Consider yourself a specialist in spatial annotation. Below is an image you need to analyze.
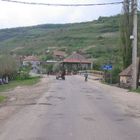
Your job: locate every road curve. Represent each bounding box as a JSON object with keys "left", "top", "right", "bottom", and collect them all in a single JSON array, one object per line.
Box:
[{"left": 0, "top": 75, "right": 140, "bottom": 140}]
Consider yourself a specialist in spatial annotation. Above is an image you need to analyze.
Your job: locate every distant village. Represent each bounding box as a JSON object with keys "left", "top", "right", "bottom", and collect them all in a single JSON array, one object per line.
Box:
[
  {"left": 0, "top": 50, "right": 92, "bottom": 84},
  {"left": 0, "top": 48, "right": 136, "bottom": 89},
  {"left": 22, "top": 50, "right": 92, "bottom": 74}
]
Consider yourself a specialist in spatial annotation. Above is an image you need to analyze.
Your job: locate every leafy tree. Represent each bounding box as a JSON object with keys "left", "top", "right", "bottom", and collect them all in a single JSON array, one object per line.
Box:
[
  {"left": 53, "top": 63, "right": 61, "bottom": 73},
  {"left": 0, "top": 55, "right": 18, "bottom": 80},
  {"left": 17, "top": 66, "right": 30, "bottom": 80},
  {"left": 120, "top": 0, "right": 133, "bottom": 68},
  {"left": 41, "top": 54, "right": 53, "bottom": 61},
  {"left": 111, "top": 66, "right": 121, "bottom": 84},
  {"left": 46, "top": 64, "right": 53, "bottom": 73}
]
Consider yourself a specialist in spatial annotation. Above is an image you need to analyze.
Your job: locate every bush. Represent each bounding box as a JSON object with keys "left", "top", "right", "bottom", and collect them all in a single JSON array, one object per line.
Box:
[
  {"left": 46, "top": 64, "right": 53, "bottom": 73},
  {"left": 111, "top": 66, "right": 121, "bottom": 84},
  {"left": 16, "top": 66, "right": 30, "bottom": 80},
  {"left": 53, "top": 63, "right": 61, "bottom": 73},
  {"left": 18, "top": 71, "right": 30, "bottom": 80},
  {"left": 97, "top": 36, "right": 104, "bottom": 40},
  {"left": 104, "top": 66, "right": 121, "bottom": 84}
]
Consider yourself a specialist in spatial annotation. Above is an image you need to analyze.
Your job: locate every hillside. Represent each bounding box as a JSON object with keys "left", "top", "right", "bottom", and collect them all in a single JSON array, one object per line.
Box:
[
  {"left": 0, "top": 14, "right": 139, "bottom": 67},
  {"left": 0, "top": 15, "right": 119, "bottom": 53}
]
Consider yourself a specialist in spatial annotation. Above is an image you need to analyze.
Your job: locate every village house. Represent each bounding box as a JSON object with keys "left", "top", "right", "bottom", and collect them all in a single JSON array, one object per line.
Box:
[
  {"left": 53, "top": 50, "right": 67, "bottom": 60},
  {"left": 62, "top": 52, "right": 91, "bottom": 73},
  {"left": 119, "top": 58, "right": 140, "bottom": 88},
  {"left": 23, "top": 55, "right": 41, "bottom": 73},
  {"left": 119, "top": 65, "right": 132, "bottom": 88}
]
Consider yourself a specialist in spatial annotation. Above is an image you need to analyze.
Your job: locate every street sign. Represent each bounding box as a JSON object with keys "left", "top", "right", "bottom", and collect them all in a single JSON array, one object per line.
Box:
[{"left": 102, "top": 65, "right": 112, "bottom": 70}]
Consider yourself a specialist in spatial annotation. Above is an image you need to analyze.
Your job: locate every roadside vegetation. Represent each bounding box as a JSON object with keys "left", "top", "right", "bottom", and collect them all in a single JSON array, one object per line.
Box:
[
  {"left": 0, "top": 10, "right": 139, "bottom": 87},
  {"left": 129, "top": 88, "right": 140, "bottom": 93},
  {"left": 0, "top": 76, "right": 40, "bottom": 92},
  {"left": 0, "top": 54, "right": 41, "bottom": 93},
  {"left": 0, "top": 96, "right": 6, "bottom": 103}
]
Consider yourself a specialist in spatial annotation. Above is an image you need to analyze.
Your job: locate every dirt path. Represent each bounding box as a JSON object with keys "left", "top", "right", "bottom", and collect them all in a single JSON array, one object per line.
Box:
[{"left": 0, "top": 75, "right": 50, "bottom": 122}]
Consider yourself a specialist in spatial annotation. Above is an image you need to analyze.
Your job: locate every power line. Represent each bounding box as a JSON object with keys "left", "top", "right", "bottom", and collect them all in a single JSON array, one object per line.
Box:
[{"left": 1, "top": 0, "right": 123, "bottom": 7}]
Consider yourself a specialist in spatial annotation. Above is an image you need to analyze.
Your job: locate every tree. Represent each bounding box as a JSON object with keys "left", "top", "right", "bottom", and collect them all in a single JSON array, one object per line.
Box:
[
  {"left": 53, "top": 62, "right": 61, "bottom": 73},
  {"left": 120, "top": 0, "right": 133, "bottom": 68},
  {"left": 0, "top": 55, "right": 18, "bottom": 80}
]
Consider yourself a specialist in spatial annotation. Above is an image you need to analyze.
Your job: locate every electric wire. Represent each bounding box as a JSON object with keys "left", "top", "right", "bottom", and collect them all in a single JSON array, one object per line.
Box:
[{"left": 1, "top": 0, "right": 123, "bottom": 7}]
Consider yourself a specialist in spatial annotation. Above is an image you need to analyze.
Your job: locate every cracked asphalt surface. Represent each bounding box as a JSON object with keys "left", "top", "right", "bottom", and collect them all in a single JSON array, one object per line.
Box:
[{"left": 0, "top": 75, "right": 140, "bottom": 140}]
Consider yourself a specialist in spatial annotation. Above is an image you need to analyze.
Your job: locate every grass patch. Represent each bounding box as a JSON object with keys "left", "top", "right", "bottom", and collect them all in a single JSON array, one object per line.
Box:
[
  {"left": 130, "top": 88, "right": 140, "bottom": 93},
  {"left": 0, "top": 96, "right": 6, "bottom": 102},
  {"left": 0, "top": 76, "right": 40, "bottom": 92}
]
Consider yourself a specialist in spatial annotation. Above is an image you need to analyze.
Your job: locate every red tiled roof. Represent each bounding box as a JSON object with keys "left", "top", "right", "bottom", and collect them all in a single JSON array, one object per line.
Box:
[
  {"left": 53, "top": 50, "right": 66, "bottom": 57},
  {"left": 63, "top": 52, "right": 91, "bottom": 63},
  {"left": 23, "top": 56, "right": 40, "bottom": 61},
  {"left": 119, "top": 65, "right": 132, "bottom": 76},
  {"left": 119, "top": 58, "right": 140, "bottom": 76}
]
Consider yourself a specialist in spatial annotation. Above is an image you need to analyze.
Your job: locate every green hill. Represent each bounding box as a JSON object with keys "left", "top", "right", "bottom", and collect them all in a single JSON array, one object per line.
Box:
[
  {"left": 0, "top": 15, "right": 119, "bottom": 54},
  {"left": 0, "top": 14, "right": 139, "bottom": 67}
]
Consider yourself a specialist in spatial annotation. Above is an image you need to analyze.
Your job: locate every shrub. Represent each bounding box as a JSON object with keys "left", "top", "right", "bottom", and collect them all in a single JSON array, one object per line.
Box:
[
  {"left": 16, "top": 66, "right": 30, "bottom": 80},
  {"left": 111, "top": 66, "right": 121, "bottom": 84},
  {"left": 104, "top": 66, "right": 121, "bottom": 84},
  {"left": 18, "top": 71, "right": 30, "bottom": 80}
]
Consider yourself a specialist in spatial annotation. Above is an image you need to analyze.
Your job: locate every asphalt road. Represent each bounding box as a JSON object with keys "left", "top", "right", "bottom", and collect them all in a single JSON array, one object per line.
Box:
[{"left": 0, "top": 75, "right": 140, "bottom": 140}]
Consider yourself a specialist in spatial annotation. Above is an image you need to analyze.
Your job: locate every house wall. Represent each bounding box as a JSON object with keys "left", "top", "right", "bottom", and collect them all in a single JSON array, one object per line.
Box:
[
  {"left": 23, "top": 61, "right": 40, "bottom": 66},
  {"left": 23, "top": 60, "right": 41, "bottom": 74},
  {"left": 63, "top": 63, "right": 91, "bottom": 72},
  {"left": 120, "top": 76, "right": 128, "bottom": 83},
  {"left": 120, "top": 76, "right": 132, "bottom": 88}
]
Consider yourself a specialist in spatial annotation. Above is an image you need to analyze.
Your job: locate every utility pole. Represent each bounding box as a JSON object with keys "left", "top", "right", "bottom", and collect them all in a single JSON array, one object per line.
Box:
[{"left": 131, "top": 0, "right": 138, "bottom": 89}]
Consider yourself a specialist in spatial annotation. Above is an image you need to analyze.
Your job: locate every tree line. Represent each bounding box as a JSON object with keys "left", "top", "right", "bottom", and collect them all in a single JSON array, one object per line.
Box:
[
  {"left": 120, "top": 0, "right": 140, "bottom": 69},
  {"left": 0, "top": 55, "right": 18, "bottom": 84}
]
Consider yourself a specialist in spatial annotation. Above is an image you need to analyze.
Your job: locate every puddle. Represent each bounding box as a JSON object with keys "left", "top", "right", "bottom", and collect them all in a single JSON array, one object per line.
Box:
[
  {"left": 46, "top": 96, "right": 65, "bottom": 101},
  {"left": 28, "top": 137, "right": 46, "bottom": 140},
  {"left": 9, "top": 103, "right": 37, "bottom": 106},
  {"left": 56, "top": 87, "right": 63, "bottom": 90},
  {"left": 10, "top": 102, "right": 54, "bottom": 106},
  {"left": 115, "top": 118, "right": 124, "bottom": 122},
  {"left": 38, "top": 103, "right": 53, "bottom": 106},
  {"left": 124, "top": 109, "right": 140, "bottom": 118},
  {"left": 85, "top": 91, "right": 93, "bottom": 93},
  {"left": 46, "top": 96, "right": 53, "bottom": 100},
  {"left": 54, "top": 113, "right": 64, "bottom": 118},
  {"left": 49, "top": 90, "right": 56, "bottom": 93},
  {"left": 83, "top": 117, "right": 95, "bottom": 121},
  {"left": 86, "top": 94, "right": 93, "bottom": 97},
  {"left": 124, "top": 113, "right": 140, "bottom": 118},
  {"left": 54, "top": 113, "right": 64, "bottom": 116},
  {"left": 96, "top": 97, "right": 103, "bottom": 100},
  {"left": 56, "top": 97, "right": 65, "bottom": 100}
]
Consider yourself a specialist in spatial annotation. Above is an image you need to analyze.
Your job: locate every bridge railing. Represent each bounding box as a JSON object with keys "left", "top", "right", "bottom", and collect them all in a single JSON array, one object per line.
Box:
[{"left": 78, "top": 70, "right": 104, "bottom": 80}]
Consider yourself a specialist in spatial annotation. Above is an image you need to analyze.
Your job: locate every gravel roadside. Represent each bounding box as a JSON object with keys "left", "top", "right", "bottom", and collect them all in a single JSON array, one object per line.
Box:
[{"left": 0, "top": 75, "right": 51, "bottom": 123}]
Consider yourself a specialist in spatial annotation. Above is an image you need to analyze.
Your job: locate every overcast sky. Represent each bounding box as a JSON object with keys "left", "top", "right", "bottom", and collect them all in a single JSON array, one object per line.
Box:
[{"left": 0, "top": 0, "right": 122, "bottom": 29}]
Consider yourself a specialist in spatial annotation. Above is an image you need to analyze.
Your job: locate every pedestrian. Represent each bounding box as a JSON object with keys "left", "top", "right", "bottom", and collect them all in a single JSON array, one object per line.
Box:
[
  {"left": 84, "top": 71, "right": 88, "bottom": 81},
  {"left": 47, "top": 71, "right": 50, "bottom": 76},
  {"left": 61, "top": 69, "right": 66, "bottom": 80}
]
